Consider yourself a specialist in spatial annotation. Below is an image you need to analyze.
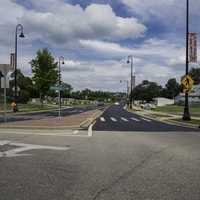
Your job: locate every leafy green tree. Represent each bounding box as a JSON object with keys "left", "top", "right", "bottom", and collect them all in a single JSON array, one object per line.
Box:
[
  {"left": 8, "top": 69, "right": 34, "bottom": 103},
  {"left": 132, "top": 80, "right": 162, "bottom": 102},
  {"left": 30, "top": 48, "right": 58, "bottom": 104},
  {"left": 62, "top": 82, "right": 73, "bottom": 98},
  {"left": 189, "top": 67, "right": 200, "bottom": 85},
  {"left": 162, "top": 78, "right": 180, "bottom": 99}
]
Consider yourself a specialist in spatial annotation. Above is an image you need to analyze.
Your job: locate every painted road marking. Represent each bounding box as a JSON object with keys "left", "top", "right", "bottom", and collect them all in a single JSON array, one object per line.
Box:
[
  {"left": 73, "top": 130, "right": 79, "bottom": 135},
  {"left": 131, "top": 117, "right": 140, "bottom": 122},
  {"left": 100, "top": 117, "right": 106, "bottom": 122},
  {"left": 141, "top": 118, "right": 152, "bottom": 122},
  {"left": 0, "top": 140, "right": 70, "bottom": 158},
  {"left": 110, "top": 117, "right": 117, "bottom": 122},
  {"left": 88, "top": 123, "right": 93, "bottom": 137},
  {"left": 121, "top": 117, "right": 128, "bottom": 122}
]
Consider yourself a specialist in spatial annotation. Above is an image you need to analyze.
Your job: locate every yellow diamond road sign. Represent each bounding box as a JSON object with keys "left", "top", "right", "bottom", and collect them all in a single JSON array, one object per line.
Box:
[{"left": 181, "top": 75, "right": 194, "bottom": 92}]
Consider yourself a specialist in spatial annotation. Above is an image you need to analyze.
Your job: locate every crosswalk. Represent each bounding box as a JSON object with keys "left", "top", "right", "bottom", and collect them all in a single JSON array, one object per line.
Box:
[
  {"left": 100, "top": 116, "right": 152, "bottom": 123},
  {"left": 110, "top": 117, "right": 117, "bottom": 122}
]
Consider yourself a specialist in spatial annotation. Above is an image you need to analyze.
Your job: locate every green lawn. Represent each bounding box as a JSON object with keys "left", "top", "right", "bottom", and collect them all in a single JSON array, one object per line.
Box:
[{"left": 153, "top": 105, "right": 200, "bottom": 114}]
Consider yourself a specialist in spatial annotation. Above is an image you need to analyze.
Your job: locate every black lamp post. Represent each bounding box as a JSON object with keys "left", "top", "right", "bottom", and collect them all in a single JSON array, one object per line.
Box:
[
  {"left": 14, "top": 24, "right": 25, "bottom": 107},
  {"left": 127, "top": 55, "right": 133, "bottom": 109},
  {"left": 183, "top": 0, "right": 191, "bottom": 120},
  {"left": 58, "top": 56, "right": 65, "bottom": 118}
]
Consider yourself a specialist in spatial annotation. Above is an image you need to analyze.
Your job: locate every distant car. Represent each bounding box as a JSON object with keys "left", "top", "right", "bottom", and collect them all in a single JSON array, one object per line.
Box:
[
  {"left": 143, "top": 103, "right": 156, "bottom": 110},
  {"left": 114, "top": 102, "right": 120, "bottom": 105},
  {"left": 97, "top": 102, "right": 104, "bottom": 106}
]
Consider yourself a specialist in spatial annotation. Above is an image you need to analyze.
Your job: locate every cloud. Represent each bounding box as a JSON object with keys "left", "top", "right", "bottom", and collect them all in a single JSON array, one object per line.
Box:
[
  {"left": 121, "top": 0, "right": 200, "bottom": 31},
  {"left": 79, "top": 40, "right": 133, "bottom": 56},
  {"left": 61, "top": 60, "right": 93, "bottom": 72},
  {"left": 17, "top": 2, "right": 146, "bottom": 45}
]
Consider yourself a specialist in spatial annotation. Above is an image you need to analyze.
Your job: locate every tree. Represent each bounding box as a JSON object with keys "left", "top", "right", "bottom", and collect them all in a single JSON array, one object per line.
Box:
[
  {"left": 30, "top": 48, "right": 58, "bottom": 104},
  {"left": 61, "top": 82, "right": 73, "bottom": 98},
  {"left": 132, "top": 80, "right": 162, "bottom": 102},
  {"left": 8, "top": 69, "right": 34, "bottom": 103},
  {"left": 162, "top": 78, "right": 180, "bottom": 99},
  {"left": 189, "top": 67, "right": 200, "bottom": 85}
]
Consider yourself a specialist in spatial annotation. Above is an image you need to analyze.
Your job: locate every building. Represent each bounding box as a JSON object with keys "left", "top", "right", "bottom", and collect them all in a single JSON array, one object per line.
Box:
[
  {"left": 175, "top": 85, "right": 200, "bottom": 104},
  {"left": 153, "top": 97, "right": 174, "bottom": 107}
]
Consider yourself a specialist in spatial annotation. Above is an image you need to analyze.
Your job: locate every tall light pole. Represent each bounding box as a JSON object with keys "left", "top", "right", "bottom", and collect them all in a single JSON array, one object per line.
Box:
[
  {"left": 14, "top": 24, "right": 25, "bottom": 109},
  {"left": 183, "top": 0, "right": 191, "bottom": 120},
  {"left": 58, "top": 56, "right": 65, "bottom": 118},
  {"left": 127, "top": 55, "right": 133, "bottom": 109}
]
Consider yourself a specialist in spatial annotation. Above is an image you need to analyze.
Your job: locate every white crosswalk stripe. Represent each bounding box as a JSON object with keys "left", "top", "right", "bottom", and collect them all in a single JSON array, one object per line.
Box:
[
  {"left": 141, "top": 118, "right": 151, "bottom": 122},
  {"left": 110, "top": 117, "right": 117, "bottom": 122},
  {"left": 100, "top": 117, "right": 106, "bottom": 122},
  {"left": 69, "top": 110, "right": 78, "bottom": 113},
  {"left": 131, "top": 117, "right": 140, "bottom": 122},
  {"left": 121, "top": 117, "right": 128, "bottom": 122}
]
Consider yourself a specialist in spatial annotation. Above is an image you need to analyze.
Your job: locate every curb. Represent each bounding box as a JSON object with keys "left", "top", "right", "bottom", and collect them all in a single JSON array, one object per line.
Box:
[
  {"left": 0, "top": 124, "right": 83, "bottom": 131},
  {"left": 165, "top": 119, "right": 199, "bottom": 129},
  {"left": 80, "top": 106, "right": 110, "bottom": 128},
  {"left": 127, "top": 109, "right": 199, "bottom": 130}
]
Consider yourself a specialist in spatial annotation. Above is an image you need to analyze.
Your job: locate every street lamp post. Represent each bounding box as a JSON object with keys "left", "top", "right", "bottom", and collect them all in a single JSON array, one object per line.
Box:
[
  {"left": 58, "top": 56, "right": 65, "bottom": 118},
  {"left": 127, "top": 55, "right": 133, "bottom": 109},
  {"left": 183, "top": 0, "right": 191, "bottom": 120},
  {"left": 14, "top": 24, "right": 25, "bottom": 109}
]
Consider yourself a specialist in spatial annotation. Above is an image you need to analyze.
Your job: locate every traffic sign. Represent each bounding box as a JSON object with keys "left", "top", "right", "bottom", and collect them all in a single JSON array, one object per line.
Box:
[
  {"left": 50, "top": 86, "right": 65, "bottom": 91},
  {"left": 181, "top": 75, "right": 194, "bottom": 92},
  {"left": 1, "top": 77, "right": 9, "bottom": 89}
]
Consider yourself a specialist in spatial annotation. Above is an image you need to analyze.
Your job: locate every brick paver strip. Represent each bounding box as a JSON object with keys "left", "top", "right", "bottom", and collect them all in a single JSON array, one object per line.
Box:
[{"left": 0, "top": 110, "right": 97, "bottom": 128}]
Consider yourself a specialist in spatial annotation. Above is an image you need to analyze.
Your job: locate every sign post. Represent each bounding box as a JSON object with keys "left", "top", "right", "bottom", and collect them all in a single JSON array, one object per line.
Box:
[{"left": 50, "top": 85, "right": 65, "bottom": 118}]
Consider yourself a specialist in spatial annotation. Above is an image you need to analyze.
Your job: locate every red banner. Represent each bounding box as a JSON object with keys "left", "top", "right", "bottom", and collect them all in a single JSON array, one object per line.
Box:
[{"left": 188, "top": 33, "right": 197, "bottom": 63}]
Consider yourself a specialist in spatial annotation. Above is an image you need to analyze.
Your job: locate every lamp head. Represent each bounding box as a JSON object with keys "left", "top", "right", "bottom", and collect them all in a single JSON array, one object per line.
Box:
[{"left": 19, "top": 32, "right": 25, "bottom": 38}]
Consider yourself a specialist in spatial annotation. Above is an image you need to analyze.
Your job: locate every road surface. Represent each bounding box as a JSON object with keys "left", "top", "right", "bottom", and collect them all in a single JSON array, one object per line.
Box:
[
  {"left": 0, "top": 130, "right": 200, "bottom": 200},
  {"left": 94, "top": 104, "right": 197, "bottom": 132}
]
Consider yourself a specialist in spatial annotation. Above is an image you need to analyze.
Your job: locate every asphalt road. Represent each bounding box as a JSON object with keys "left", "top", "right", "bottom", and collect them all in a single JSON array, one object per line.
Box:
[
  {"left": 0, "top": 105, "right": 100, "bottom": 123},
  {"left": 0, "top": 130, "right": 200, "bottom": 200},
  {"left": 94, "top": 104, "right": 197, "bottom": 132}
]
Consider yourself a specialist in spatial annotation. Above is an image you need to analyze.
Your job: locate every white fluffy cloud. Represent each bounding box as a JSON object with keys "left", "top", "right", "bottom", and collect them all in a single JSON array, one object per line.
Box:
[
  {"left": 121, "top": 0, "right": 200, "bottom": 30},
  {"left": 78, "top": 38, "right": 192, "bottom": 85},
  {"left": 1, "top": 1, "right": 146, "bottom": 45}
]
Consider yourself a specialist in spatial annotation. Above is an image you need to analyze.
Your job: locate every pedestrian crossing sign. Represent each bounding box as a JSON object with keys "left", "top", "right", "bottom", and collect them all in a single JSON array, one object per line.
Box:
[{"left": 181, "top": 75, "right": 194, "bottom": 93}]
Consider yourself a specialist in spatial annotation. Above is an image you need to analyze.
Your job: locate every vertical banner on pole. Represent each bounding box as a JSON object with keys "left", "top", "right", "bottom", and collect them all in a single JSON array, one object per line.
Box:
[
  {"left": 10, "top": 53, "right": 15, "bottom": 70},
  {"left": 188, "top": 33, "right": 197, "bottom": 63}
]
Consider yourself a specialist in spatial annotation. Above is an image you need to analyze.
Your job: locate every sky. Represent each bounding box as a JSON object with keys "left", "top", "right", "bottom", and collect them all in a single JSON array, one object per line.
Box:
[{"left": 0, "top": 0, "right": 200, "bottom": 92}]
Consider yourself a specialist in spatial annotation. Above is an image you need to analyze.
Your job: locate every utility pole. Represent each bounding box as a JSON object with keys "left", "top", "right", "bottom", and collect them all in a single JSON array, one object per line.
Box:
[{"left": 183, "top": 0, "right": 191, "bottom": 120}]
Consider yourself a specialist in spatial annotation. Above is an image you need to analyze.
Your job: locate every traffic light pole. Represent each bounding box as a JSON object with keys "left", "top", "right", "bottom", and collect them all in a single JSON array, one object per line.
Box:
[{"left": 183, "top": 0, "right": 191, "bottom": 121}]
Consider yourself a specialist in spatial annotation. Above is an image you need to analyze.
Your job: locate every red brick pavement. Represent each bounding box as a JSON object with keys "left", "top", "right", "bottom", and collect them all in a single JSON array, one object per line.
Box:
[{"left": 0, "top": 110, "right": 97, "bottom": 129}]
